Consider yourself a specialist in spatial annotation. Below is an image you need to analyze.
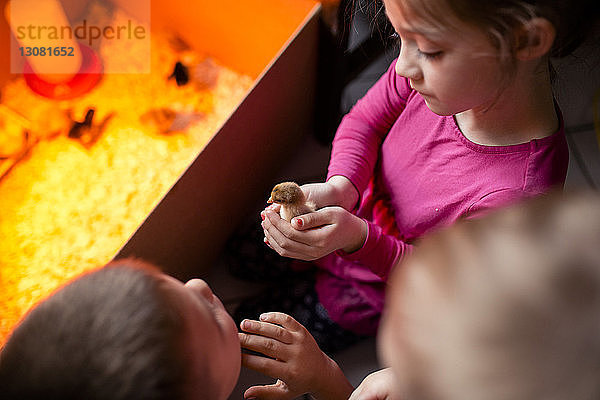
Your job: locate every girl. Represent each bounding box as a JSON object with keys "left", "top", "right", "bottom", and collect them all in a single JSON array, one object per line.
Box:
[{"left": 257, "top": 0, "right": 596, "bottom": 343}]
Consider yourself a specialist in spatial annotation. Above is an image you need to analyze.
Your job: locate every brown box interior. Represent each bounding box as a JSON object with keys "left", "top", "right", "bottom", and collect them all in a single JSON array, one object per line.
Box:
[{"left": 0, "top": 0, "right": 320, "bottom": 342}]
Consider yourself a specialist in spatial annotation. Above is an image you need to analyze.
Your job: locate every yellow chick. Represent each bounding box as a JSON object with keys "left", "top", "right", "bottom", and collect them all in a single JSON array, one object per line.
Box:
[{"left": 267, "top": 181, "right": 317, "bottom": 222}]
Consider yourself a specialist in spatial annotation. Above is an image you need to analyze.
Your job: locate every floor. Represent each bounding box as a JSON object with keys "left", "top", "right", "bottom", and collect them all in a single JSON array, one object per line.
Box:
[{"left": 212, "top": 16, "right": 600, "bottom": 400}]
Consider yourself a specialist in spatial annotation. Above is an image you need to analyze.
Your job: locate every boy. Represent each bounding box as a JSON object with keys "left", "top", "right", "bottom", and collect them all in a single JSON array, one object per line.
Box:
[{"left": 0, "top": 259, "right": 240, "bottom": 400}]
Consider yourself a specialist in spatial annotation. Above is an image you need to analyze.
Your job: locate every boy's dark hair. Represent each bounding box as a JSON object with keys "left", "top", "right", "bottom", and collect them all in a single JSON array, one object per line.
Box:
[{"left": 0, "top": 259, "right": 186, "bottom": 400}]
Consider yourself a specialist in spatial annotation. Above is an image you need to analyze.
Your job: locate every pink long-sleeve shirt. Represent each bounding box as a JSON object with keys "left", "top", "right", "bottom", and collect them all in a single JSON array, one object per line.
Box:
[{"left": 315, "top": 60, "right": 569, "bottom": 334}]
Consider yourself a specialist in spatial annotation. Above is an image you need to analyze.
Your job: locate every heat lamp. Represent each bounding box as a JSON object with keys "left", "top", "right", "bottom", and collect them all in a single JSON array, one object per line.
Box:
[{"left": 6, "top": 0, "right": 102, "bottom": 99}]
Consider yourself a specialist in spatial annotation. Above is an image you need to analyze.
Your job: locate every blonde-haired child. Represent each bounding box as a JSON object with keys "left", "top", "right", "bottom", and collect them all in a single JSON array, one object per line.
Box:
[{"left": 352, "top": 192, "right": 600, "bottom": 400}]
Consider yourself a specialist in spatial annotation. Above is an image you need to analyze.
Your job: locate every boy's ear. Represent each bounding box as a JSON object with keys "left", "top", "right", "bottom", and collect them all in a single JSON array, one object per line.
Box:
[{"left": 515, "top": 17, "right": 556, "bottom": 60}]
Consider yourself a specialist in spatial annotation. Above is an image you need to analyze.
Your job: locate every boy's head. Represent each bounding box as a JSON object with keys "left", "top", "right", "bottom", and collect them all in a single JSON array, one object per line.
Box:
[
  {"left": 380, "top": 192, "right": 600, "bottom": 400},
  {"left": 0, "top": 259, "right": 240, "bottom": 400}
]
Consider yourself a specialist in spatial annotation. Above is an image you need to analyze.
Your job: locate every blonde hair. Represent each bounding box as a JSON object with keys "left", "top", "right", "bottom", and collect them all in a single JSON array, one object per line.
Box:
[{"left": 387, "top": 192, "right": 600, "bottom": 400}]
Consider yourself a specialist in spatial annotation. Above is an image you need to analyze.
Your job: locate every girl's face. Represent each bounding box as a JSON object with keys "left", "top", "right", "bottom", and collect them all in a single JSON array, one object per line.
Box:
[
  {"left": 384, "top": 0, "right": 504, "bottom": 116},
  {"left": 159, "top": 276, "right": 241, "bottom": 400}
]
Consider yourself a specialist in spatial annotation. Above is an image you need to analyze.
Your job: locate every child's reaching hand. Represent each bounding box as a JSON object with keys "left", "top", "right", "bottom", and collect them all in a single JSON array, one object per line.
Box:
[{"left": 239, "top": 312, "right": 354, "bottom": 400}]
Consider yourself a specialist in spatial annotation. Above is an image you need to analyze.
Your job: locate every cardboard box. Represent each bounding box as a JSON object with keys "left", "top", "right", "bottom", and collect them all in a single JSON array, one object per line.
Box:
[
  {"left": 112, "top": 0, "right": 321, "bottom": 278},
  {"left": 0, "top": 0, "right": 319, "bottom": 290}
]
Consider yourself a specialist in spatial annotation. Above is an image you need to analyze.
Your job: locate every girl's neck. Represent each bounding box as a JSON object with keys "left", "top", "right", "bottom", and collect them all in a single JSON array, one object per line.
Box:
[{"left": 455, "top": 62, "right": 558, "bottom": 147}]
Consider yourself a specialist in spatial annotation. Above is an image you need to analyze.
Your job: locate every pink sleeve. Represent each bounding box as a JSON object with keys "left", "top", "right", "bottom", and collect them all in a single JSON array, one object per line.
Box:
[
  {"left": 336, "top": 220, "right": 413, "bottom": 281},
  {"left": 327, "top": 59, "right": 411, "bottom": 201}
]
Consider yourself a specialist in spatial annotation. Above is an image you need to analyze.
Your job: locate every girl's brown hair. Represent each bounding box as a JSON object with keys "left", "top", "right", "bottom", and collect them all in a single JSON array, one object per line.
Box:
[{"left": 393, "top": 0, "right": 597, "bottom": 59}]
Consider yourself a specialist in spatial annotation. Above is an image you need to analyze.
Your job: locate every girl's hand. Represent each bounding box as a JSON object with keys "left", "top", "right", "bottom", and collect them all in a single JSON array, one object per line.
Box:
[
  {"left": 239, "top": 312, "right": 353, "bottom": 400},
  {"left": 262, "top": 176, "right": 357, "bottom": 212},
  {"left": 301, "top": 175, "right": 359, "bottom": 211},
  {"left": 349, "top": 368, "right": 400, "bottom": 400},
  {"left": 261, "top": 206, "right": 367, "bottom": 261}
]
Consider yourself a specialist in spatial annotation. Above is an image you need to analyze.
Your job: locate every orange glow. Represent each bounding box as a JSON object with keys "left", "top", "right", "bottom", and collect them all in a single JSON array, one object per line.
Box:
[
  {"left": 141, "top": 0, "right": 319, "bottom": 79},
  {"left": 0, "top": 8, "right": 252, "bottom": 344}
]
